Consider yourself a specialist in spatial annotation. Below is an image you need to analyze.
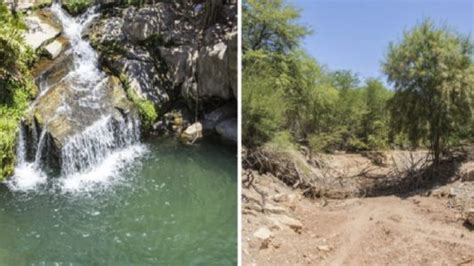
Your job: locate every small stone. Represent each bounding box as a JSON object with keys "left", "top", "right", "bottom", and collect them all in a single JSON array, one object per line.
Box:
[
  {"left": 264, "top": 203, "right": 287, "bottom": 215},
  {"left": 253, "top": 227, "right": 272, "bottom": 249},
  {"left": 180, "top": 122, "right": 202, "bottom": 143},
  {"left": 317, "top": 245, "right": 331, "bottom": 252},
  {"left": 466, "top": 209, "right": 474, "bottom": 225},
  {"left": 273, "top": 193, "right": 290, "bottom": 203},
  {"left": 268, "top": 214, "right": 303, "bottom": 233}
]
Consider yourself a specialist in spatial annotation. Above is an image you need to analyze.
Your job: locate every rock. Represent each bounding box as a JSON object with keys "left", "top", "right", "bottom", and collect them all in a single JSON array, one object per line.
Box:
[
  {"left": 197, "top": 41, "right": 233, "bottom": 100},
  {"left": 122, "top": 5, "right": 174, "bottom": 42},
  {"left": 104, "top": 50, "right": 169, "bottom": 105},
  {"left": 460, "top": 162, "right": 474, "bottom": 182},
  {"left": 253, "top": 227, "right": 273, "bottom": 249},
  {"left": 25, "top": 75, "right": 136, "bottom": 164},
  {"left": 44, "top": 39, "right": 64, "bottom": 59},
  {"left": 89, "top": 17, "right": 126, "bottom": 44},
  {"left": 264, "top": 203, "right": 288, "bottom": 215},
  {"left": 85, "top": 1, "right": 237, "bottom": 142},
  {"left": 158, "top": 45, "right": 197, "bottom": 89},
  {"left": 226, "top": 31, "right": 237, "bottom": 98},
  {"left": 202, "top": 103, "right": 237, "bottom": 131},
  {"left": 273, "top": 193, "right": 298, "bottom": 203},
  {"left": 215, "top": 118, "right": 237, "bottom": 143},
  {"left": 89, "top": 10, "right": 172, "bottom": 106},
  {"left": 467, "top": 209, "right": 474, "bottom": 226},
  {"left": 6, "top": 0, "right": 51, "bottom": 10},
  {"left": 32, "top": 51, "right": 74, "bottom": 86},
  {"left": 23, "top": 11, "right": 61, "bottom": 51},
  {"left": 180, "top": 122, "right": 203, "bottom": 144},
  {"left": 273, "top": 193, "right": 300, "bottom": 210},
  {"left": 268, "top": 214, "right": 303, "bottom": 233},
  {"left": 317, "top": 245, "right": 331, "bottom": 252}
]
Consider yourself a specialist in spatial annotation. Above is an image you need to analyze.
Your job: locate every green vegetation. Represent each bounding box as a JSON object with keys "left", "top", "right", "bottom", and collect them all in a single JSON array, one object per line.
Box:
[
  {"left": 119, "top": 74, "right": 158, "bottom": 132},
  {"left": 0, "top": 0, "right": 37, "bottom": 179},
  {"left": 383, "top": 20, "right": 473, "bottom": 163},
  {"left": 62, "top": 0, "right": 92, "bottom": 15},
  {"left": 243, "top": 0, "right": 473, "bottom": 161}
]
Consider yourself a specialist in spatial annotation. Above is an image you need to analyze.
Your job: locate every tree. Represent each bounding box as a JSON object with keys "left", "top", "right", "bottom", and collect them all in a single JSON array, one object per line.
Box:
[
  {"left": 383, "top": 19, "right": 473, "bottom": 163},
  {"left": 361, "top": 79, "right": 392, "bottom": 149},
  {"left": 243, "top": 0, "right": 310, "bottom": 52},
  {"left": 242, "top": 50, "right": 287, "bottom": 146}
]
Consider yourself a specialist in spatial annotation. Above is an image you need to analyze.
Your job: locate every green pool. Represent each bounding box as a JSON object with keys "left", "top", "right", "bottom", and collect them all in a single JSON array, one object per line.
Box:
[{"left": 0, "top": 138, "right": 237, "bottom": 265}]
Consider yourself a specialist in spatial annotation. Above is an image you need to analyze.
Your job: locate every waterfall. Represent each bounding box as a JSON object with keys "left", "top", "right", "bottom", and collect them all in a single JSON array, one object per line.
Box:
[{"left": 7, "top": 4, "right": 146, "bottom": 193}]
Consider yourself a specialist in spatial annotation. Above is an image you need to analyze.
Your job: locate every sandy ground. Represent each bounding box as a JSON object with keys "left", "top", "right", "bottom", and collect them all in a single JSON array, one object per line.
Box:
[{"left": 242, "top": 173, "right": 474, "bottom": 266}]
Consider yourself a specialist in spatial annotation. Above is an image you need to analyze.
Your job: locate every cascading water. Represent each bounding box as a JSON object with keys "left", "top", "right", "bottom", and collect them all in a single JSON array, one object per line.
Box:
[{"left": 7, "top": 3, "right": 146, "bottom": 193}]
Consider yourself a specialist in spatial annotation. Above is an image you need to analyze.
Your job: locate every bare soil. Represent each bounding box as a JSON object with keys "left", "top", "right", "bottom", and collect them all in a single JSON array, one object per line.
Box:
[{"left": 242, "top": 148, "right": 474, "bottom": 266}]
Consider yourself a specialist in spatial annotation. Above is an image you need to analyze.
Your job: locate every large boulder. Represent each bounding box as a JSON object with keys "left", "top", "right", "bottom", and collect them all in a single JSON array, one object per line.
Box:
[
  {"left": 103, "top": 46, "right": 170, "bottom": 105},
  {"left": 32, "top": 51, "right": 74, "bottom": 88},
  {"left": 25, "top": 75, "right": 136, "bottom": 163},
  {"left": 157, "top": 45, "right": 198, "bottom": 98},
  {"left": 197, "top": 27, "right": 237, "bottom": 101},
  {"left": 23, "top": 10, "right": 61, "bottom": 50},
  {"left": 202, "top": 103, "right": 236, "bottom": 130},
  {"left": 5, "top": 0, "right": 51, "bottom": 11},
  {"left": 89, "top": 16, "right": 126, "bottom": 44},
  {"left": 201, "top": 103, "right": 237, "bottom": 143},
  {"left": 227, "top": 31, "right": 237, "bottom": 98},
  {"left": 122, "top": 5, "right": 174, "bottom": 42},
  {"left": 215, "top": 118, "right": 237, "bottom": 143},
  {"left": 197, "top": 42, "right": 230, "bottom": 100}
]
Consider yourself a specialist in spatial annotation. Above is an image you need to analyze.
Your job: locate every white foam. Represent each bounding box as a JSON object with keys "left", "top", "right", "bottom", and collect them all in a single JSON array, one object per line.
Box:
[
  {"left": 6, "top": 163, "right": 47, "bottom": 192},
  {"left": 57, "top": 144, "right": 146, "bottom": 193},
  {"left": 9, "top": 4, "right": 144, "bottom": 194}
]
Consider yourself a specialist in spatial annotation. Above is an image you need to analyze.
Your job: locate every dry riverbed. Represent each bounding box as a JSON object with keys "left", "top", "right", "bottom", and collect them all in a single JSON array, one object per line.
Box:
[{"left": 242, "top": 152, "right": 474, "bottom": 265}]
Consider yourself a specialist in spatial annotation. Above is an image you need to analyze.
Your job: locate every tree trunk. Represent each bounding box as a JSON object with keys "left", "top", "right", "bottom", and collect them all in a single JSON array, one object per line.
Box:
[
  {"left": 433, "top": 134, "right": 440, "bottom": 165},
  {"left": 202, "top": 0, "right": 223, "bottom": 28}
]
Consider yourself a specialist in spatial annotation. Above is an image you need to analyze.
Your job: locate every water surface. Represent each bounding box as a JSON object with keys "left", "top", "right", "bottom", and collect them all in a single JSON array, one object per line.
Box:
[{"left": 0, "top": 138, "right": 237, "bottom": 265}]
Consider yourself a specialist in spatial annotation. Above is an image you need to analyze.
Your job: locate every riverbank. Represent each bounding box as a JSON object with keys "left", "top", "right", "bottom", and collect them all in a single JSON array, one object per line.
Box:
[
  {"left": 242, "top": 145, "right": 474, "bottom": 265},
  {"left": 243, "top": 174, "right": 474, "bottom": 265}
]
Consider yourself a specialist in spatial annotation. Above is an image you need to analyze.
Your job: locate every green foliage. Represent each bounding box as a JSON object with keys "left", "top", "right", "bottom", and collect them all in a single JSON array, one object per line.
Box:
[
  {"left": 242, "top": 0, "right": 395, "bottom": 153},
  {"left": 243, "top": 0, "right": 311, "bottom": 52},
  {"left": 242, "top": 50, "right": 286, "bottom": 146},
  {"left": 242, "top": 1, "right": 472, "bottom": 159},
  {"left": 0, "top": 0, "right": 37, "bottom": 180},
  {"left": 383, "top": 19, "right": 474, "bottom": 162},
  {"left": 361, "top": 79, "right": 393, "bottom": 150},
  {"left": 62, "top": 0, "right": 92, "bottom": 15},
  {"left": 119, "top": 74, "right": 158, "bottom": 132}
]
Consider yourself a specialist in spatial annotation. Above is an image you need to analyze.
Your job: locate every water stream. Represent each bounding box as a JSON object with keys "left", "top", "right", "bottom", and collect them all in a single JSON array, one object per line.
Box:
[
  {"left": 0, "top": 4, "right": 237, "bottom": 264},
  {"left": 8, "top": 4, "right": 145, "bottom": 192}
]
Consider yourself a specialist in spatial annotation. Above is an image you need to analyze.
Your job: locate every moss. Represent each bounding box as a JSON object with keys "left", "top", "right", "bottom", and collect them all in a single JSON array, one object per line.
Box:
[
  {"left": 0, "top": 80, "right": 36, "bottom": 181},
  {"left": 0, "top": 0, "right": 38, "bottom": 180},
  {"left": 62, "top": 0, "right": 92, "bottom": 15},
  {"left": 118, "top": 74, "right": 158, "bottom": 132}
]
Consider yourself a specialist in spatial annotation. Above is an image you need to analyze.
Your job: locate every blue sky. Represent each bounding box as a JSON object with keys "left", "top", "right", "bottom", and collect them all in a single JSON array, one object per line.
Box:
[{"left": 293, "top": 0, "right": 474, "bottom": 86}]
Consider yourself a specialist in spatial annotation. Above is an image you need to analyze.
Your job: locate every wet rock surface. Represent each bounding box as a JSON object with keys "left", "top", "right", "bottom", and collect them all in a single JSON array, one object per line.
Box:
[{"left": 26, "top": 75, "right": 136, "bottom": 153}]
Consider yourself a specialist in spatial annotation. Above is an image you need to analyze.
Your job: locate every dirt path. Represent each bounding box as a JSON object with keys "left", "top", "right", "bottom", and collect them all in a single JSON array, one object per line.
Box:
[{"left": 242, "top": 175, "right": 474, "bottom": 265}]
